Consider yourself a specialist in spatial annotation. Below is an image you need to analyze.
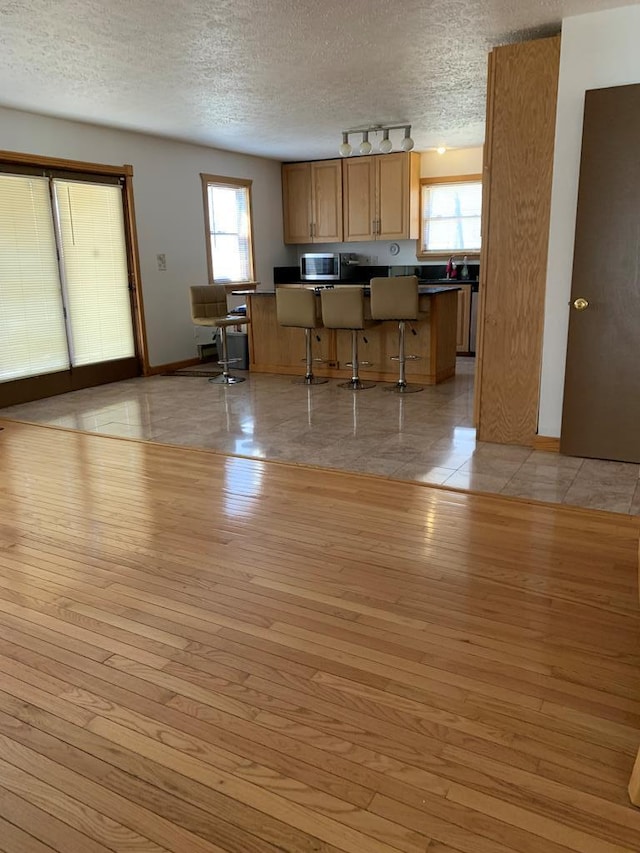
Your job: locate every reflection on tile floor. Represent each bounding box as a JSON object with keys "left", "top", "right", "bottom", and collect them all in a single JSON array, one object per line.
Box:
[{"left": 1, "top": 358, "right": 639, "bottom": 516}]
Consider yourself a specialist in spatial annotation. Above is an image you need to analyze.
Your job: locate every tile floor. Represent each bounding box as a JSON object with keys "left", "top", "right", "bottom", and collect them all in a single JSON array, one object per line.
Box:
[{"left": 1, "top": 358, "right": 639, "bottom": 516}]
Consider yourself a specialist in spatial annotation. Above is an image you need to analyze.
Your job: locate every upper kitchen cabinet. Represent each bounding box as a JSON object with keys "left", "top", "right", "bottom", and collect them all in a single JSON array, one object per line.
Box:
[
  {"left": 343, "top": 151, "right": 420, "bottom": 242},
  {"left": 282, "top": 160, "right": 343, "bottom": 244}
]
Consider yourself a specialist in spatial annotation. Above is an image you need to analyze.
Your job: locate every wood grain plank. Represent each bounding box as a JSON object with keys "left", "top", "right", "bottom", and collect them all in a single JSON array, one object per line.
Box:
[
  {"left": 0, "top": 693, "right": 342, "bottom": 853},
  {"left": 0, "top": 785, "right": 112, "bottom": 853},
  {"left": 0, "top": 814, "right": 58, "bottom": 853},
  {"left": 87, "top": 716, "right": 429, "bottom": 853}
]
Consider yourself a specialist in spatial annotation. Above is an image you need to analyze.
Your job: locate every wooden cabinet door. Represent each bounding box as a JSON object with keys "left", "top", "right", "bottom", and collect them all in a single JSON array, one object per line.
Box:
[
  {"left": 311, "top": 160, "right": 343, "bottom": 243},
  {"left": 343, "top": 157, "right": 376, "bottom": 242},
  {"left": 456, "top": 285, "right": 471, "bottom": 353},
  {"left": 282, "top": 163, "right": 311, "bottom": 244},
  {"left": 376, "top": 153, "right": 408, "bottom": 240}
]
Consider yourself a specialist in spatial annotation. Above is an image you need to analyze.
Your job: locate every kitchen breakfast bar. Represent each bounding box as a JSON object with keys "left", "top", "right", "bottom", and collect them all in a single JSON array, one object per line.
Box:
[{"left": 244, "top": 284, "right": 459, "bottom": 385}]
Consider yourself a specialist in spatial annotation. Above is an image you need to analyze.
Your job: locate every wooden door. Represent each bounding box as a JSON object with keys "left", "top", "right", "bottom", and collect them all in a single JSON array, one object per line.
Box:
[
  {"left": 560, "top": 84, "right": 640, "bottom": 462},
  {"left": 282, "top": 163, "right": 311, "bottom": 244},
  {"left": 311, "top": 160, "right": 343, "bottom": 243},
  {"left": 342, "top": 157, "right": 375, "bottom": 242}
]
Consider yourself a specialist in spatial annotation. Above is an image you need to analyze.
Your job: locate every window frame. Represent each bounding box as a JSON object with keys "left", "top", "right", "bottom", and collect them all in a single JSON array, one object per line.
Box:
[
  {"left": 200, "top": 173, "right": 256, "bottom": 285},
  {"left": 417, "top": 173, "right": 482, "bottom": 260}
]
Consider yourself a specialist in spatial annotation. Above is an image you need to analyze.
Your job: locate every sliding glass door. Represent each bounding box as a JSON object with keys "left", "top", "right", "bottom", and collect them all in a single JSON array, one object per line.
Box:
[
  {"left": 53, "top": 179, "right": 135, "bottom": 368},
  {"left": 0, "top": 170, "right": 139, "bottom": 405},
  {"left": 0, "top": 174, "right": 69, "bottom": 381}
]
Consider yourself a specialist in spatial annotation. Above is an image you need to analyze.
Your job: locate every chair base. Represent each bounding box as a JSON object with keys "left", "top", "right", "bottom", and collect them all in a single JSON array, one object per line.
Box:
[
  {"left": 208, "top": 374, "right": 245, "bottom": 385},
  {"left": 292, "top": 376, "right": 329, "bottom": 385},
  {"left": 338, "top": 379, "right": 376, "bottom": 391},
  {"left": 384, "top": 381, "right": 424, "bottom": 394}
]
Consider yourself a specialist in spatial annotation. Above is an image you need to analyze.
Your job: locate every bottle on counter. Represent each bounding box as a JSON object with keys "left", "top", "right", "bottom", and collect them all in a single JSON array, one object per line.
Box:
[
  {"left": 461, "top": 256, "right": 469, "bottom": 279},
  {"left": 446, "top": 256, "right": 457, "bottom": 279}
]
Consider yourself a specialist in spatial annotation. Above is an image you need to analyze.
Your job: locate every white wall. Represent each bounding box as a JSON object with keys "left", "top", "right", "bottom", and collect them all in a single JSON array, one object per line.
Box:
[
  {"left": 539, "top": 5, "right": 640, "bottom": 436},
  {"left": 0, "top": 107, "right": 291, "bottom": 367},
  {"left": 420, "top": 147, "right": 483, "bottom": 180},
  {"left": 301, "top": 146, "right": 483, "bottom": 267}
]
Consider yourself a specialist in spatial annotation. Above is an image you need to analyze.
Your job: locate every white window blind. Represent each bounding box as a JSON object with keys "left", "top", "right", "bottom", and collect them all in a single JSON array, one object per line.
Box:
[
  {"left": 0, "top": 174, "right": 69, "bottom": 382},
  {"left": 206, "top": 182, "right": 253, "bottom": 282},
  {"left": 54, "top": 180, "right": 134, "bottom": 367},
  {"left": 421, "top": 180, "right": 482, "bottom": 253}
]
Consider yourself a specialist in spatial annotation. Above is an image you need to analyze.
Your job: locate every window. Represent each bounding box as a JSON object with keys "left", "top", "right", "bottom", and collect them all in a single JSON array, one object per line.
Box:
[
  {"left": 419, "top": 175, "right": 482, "bottom": 256},
  {"left": 201, "top": 174, "right": 255, "bottom": 283}
]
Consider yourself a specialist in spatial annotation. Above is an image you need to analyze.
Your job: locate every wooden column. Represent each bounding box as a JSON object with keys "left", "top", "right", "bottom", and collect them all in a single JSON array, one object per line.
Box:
[{"left": 475, "top": 36, "right": 560, "bottom": 445}]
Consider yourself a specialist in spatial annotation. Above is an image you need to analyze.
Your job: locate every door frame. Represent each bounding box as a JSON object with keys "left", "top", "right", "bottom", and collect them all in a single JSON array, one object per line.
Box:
[{"left": 0, "top": 149, "right": 149, "bottom": 406}]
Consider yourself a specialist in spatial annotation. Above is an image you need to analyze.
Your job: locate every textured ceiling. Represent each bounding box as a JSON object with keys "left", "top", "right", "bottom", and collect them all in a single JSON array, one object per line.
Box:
[{"left": 0, "top": 0, "right": 635, "bottom": 161}]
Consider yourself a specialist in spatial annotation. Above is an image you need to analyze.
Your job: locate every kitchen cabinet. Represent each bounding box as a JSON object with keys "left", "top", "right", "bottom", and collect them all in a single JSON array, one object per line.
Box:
[
  {"left": 342, "top": 151, "right": 420, "bottom": 242},
  {"left": 456, "top": 284, "right": 472, "bottom": 353},
  {"left": 282, "top": 160, "right": 343, "bottom": 244}
]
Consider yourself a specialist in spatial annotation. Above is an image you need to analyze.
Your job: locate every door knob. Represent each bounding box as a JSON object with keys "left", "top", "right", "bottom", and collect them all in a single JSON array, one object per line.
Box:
[{"left": 573, "top": 297, "right": 589, "bottom": 311}]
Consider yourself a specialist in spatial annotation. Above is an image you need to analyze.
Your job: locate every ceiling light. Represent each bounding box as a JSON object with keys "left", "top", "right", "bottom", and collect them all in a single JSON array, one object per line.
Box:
[
  {"left": 436, "top": 146, "right": 447, "bottom": 155},
  {"left": 339, "top": 132, "right": 352, "bottom": 157},
  {"left": 400, "top": 126, "right": 415, "bottom": 151},
  {"left": 359, "top": 131, "right": 372, "bottom": 155},
  {"left": 339, "top": 124, "right": 414, "bottom": 156},
  {"left": 379, "top": 129, "right": 393, "bottom": 154}
]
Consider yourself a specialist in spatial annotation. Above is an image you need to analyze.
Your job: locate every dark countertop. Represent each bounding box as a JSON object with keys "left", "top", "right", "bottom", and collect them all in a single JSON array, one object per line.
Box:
[
  {"left": 243, "top": 284, "right": 460, "bottom": 296},
  {"left": 420, "top": 278, "right": 475, "bottom": 285}
]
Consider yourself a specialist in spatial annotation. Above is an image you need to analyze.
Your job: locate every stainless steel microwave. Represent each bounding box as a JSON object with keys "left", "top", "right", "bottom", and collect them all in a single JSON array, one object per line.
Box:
[{"left": 300, "top": 253, "right": 340, "bottom": 281}]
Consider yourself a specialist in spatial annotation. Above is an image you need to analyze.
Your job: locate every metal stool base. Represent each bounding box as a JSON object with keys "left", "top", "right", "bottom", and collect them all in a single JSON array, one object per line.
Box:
[
  {"left": 208, "top": 374, "right": 245, "bottom": 385},
  {"left": 384, "top": 381, "right": 424, "bottom": 394},
  {"left": 293, "top": 376, "right": 328, "bottom": 385},
  {"left": 338, "top": 379, "right": 376, "bottom": 391}
]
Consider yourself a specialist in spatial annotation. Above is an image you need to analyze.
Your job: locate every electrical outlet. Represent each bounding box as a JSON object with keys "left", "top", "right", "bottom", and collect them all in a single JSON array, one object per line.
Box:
[
  {"left": 156, "top": 253, "right": 167, "bottom": 271},
  {"left": 371, "top": 255, "right": 378, "bottom": 265},
  {"left": 361, "top": 255, "right": 370, "bottom": 264}
]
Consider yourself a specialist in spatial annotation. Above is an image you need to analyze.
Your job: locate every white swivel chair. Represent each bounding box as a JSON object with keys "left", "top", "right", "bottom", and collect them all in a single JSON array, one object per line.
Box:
[
  {"left": 370, "top": 275, "right": 423, "bottom": 393},
  {"left": 320, "top": 287, "right": 375, "bottom": 391},
  {"left": 189, "top": 285, "right": 249, "bottom": 385},
  {"left": 276, "top": 287, "right": 328, "bottom": 385}
]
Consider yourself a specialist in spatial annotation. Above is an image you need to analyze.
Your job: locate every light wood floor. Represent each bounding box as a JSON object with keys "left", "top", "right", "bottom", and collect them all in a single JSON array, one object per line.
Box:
[{"left": 0, "top": 419, "right": 639, "bottom": 853}]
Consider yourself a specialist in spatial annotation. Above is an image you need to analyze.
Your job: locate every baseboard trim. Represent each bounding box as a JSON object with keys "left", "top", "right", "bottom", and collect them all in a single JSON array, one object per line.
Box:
[
  {"left": 146, "top": 358, "right": 201, "bottom": 376},
  {"left": 532, "top": 435, "right": 561, "bottom": 452}
]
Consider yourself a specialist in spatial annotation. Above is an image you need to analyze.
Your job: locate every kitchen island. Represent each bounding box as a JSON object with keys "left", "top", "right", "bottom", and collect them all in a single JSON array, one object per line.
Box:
[{"left": 245, "top": 284, "right": 459, "bottom": 385}]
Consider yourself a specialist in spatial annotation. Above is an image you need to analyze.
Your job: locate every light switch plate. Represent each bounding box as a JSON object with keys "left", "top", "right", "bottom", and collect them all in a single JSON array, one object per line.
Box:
[{"left": 156, "top": 253, "right": 167, "bottom": 271}]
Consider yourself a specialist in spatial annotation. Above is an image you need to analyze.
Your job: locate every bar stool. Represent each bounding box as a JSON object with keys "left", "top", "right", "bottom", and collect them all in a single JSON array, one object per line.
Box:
[
  {"left": 275, "top": 287, "right": 328, "bottom": 385},
  {"left": 320, "top": 287, "right": 375, "bottom": 391},
  {"left": 370, "top": 275, "right": 423, "bottom": 393},
  {"left": 189, "top": 285, "right": 250, "bottom": 385}
]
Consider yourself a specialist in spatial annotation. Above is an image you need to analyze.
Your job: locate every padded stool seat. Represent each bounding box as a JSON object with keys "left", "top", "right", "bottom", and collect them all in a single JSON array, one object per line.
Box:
[
  {"left": 370, "top": 275, "right": 423, "bottom": 393},
  {"left": 190, "top": 285, "right": 249, "bottom": 385},
  {"left": 320, "top": 287, "right": 375, "bottom": 391},
  {"left": 276, "top": 287, "right": 327, "bottom": 385}
]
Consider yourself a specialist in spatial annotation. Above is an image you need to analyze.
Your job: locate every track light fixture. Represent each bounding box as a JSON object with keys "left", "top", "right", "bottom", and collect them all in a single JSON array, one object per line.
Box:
[{"left": 338, "top": 124, "right": 414, "bottom": 157}]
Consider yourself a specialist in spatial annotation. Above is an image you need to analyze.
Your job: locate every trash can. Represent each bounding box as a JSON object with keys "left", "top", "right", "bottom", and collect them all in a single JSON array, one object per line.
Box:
[{"left": 226, "top": 330, "right": 249, "bottom": 370}]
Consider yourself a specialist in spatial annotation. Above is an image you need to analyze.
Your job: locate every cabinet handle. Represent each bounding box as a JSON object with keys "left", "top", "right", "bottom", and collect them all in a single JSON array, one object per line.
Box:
[
  {"left": 310, "top": 223, "right": 314, "bottom": 238},
  {"left": 372, "top": 220, "right": 377, "bottom": 235}
]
